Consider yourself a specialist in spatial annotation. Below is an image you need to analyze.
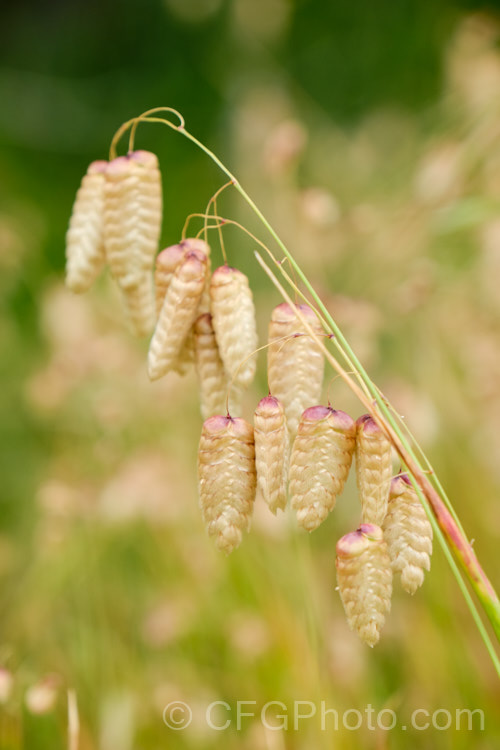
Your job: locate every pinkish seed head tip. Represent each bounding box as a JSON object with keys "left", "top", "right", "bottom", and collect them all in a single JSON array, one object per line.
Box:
[
  {"left": 129, "top": 149, "right": 158, "bottom": 167},
  {"left": 358, "top": 523, "right": 383, "bottom": 541},
  {"left": 336, "top": 529, "right": 371, "bottom": 557},
  {"left": 301, "top": 405, "right": 331, "bottom": 421},
  {"left": 88, "top": 160, "right": 108, "bottom": 174},
  {"left": 256, "top": 395, "right": 283, "bottom": 414}
]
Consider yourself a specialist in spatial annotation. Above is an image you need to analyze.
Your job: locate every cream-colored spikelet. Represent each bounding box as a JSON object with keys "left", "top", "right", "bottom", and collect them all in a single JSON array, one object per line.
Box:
[
  {"left": 103, "top": 155, "right": 139, "bottom": 286},
  {"left": 210, "top": 266, "right": 258, "bottom": 388},
  {"left": 65, "top": 160, "right": 107, "bottom": 293},
  {"left": 198, "top": 415, "right": 256, "bottom": 554},
  {"left": 190, "top": 238, "right": 212, "bottom": 315},
  {"left": 254, "top": 396, "right": 289, "bottom": 514},
  {"left": 155, "top": 238, "right": 211, "bottom": 316},
  {"left": 355, "top": 414, "right": 393, "bottom": 526},
  {"left": 154, "top": 243, "right": 185, "bottom": 316},
  {"left": 267, "top": 303, "right": 324, "bottom": 438},
  {"left": 103, "top": 152, "right": 161, "bottom": 337},
  {"left": 154, "top": 239, "right": 211, "bottom": 375},
  {"left": 148, "top": 251, "right": 207, "bottom": 380},
  {"left": 382, "top": 475, "right": 433, "bottom": 594},
  {"left": 336, "top": 524, "right": 393, "bottom": 647},
  {"left": 289, "top": 405, "right": 355, "bottom": 531},
  {"left": 128, "top": 150, "right": 163, "bottom": 273},
  {"left": 193, "top": 313, "right": 242, "bottom": 419},
  {"left": 120, "top": 274, "right": 156, "bottom": 338},
  {"left": 104, "top": 152, "right": 161, "bottom": 289}
]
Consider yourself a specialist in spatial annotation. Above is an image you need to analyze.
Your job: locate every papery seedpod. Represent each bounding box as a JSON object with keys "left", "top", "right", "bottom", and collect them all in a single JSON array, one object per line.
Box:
[
  {"left": 104, "top": 154, "right": 158, "bottom": 289},
  {"left": 336, "top": 524, "right": 392, "bottom": 647},
  {"left": 267, "top": 303, "right": 324, "bottom": 438},
  {"left": 289, "top": 405, "right": 355, "bottom": 531},
  {"left": 198, "top": 415, "right": 256, "bottom": 554},
  {"left": 155, "top": 238, "right": 211, "bottom": 317},
  {"left": 122, "top": 273, "right": 156, "bottom": 338},
  {"left": 254, "top": 396, "right": 288, "bottom": 514},
  {"left": 193, "top": 313, "right": 242, "bottom": 419},
  {"left": 173, "top": 329, "right": 196, "bottom": 377},
  {"left": 383, "top": 475, "right": 433, "bottom": 594},
  {"left": 65, "top": 160, "right": 107, "bottom": 293},
  {"left": 355, "top": 414, "right": 393, "bottom": 526},
  {"left": 188, "top": 238, "right": 212, "bottom": 315},
  {"left": 210, "top": 266, "right": 258, "bottom": 388},
  {"left": 158, "top": 239, "right": 211, "bottom": 376},
  {"left": 154, "top": 243, "right": 185, "bottom": 316},
  {"left": 148, "top": 251, "right": 207, "bottom": 380},
  {"left": 128, "top": 149, "right": 163, "bottom": 273},
  {"left": 174, "top": 241, "right": 211, "bottom": 375}
]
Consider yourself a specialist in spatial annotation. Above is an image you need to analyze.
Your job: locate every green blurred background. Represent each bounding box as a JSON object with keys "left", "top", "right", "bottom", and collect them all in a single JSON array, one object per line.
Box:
[{"left": 1, "top": 0, "right": 500, "bottom": 747}]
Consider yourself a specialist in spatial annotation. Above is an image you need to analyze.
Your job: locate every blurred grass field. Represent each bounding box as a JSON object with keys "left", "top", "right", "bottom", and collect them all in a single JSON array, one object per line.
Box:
[{"left": 1, "top": 2, "right": 500, "bottom": 748}]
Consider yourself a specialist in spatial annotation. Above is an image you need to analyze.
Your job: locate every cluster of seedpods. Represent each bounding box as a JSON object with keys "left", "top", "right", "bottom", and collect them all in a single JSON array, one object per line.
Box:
[{"left": 65, "top": 150, "right": 432, "bottom": 646}]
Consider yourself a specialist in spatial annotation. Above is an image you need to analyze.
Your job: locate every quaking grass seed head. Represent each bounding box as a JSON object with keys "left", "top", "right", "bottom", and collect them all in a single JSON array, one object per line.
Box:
[
  {"left": 193, "top": 312, "right": 243, "bottom": 418},
  {"left": 154, "top": 243, "right": 186, "bottom": 315},
  {"left": 148, "top": 250, "right": 208, "bottom": 380},
  {"left": 154, "top": 237, "right": 211, "bottom": 315},
  {"left": 355, "top": 414, "right": 393, "bottom": 526},
  {"left": 198, "top": 415, "right": 256, "bottom": 554},
  {"left": 210, "top": 265, "right": 258, "bottom": 388},
  {"left": 336, "top": 523, "right": 392, "bottom": 647},
  {"left": 383, "top": 474, "right": 433, "bottom": 594},
  {"left": 102, "top": 151, "right": 162, "bottom": 336},
  {"left": 65, "top": 160, "right": 108, "bottom": 294},
  {"left": 289, "top": 405, "right": 356, "bottom": 531},
  {"left": 104, "top": 151, "right": 162, "bottom": 287},
  {"left": 267, "top": 302, "right": 324, "bottom": 438},
  {"left": 254, "top": 395, "right": 289, "bottom": 514}
]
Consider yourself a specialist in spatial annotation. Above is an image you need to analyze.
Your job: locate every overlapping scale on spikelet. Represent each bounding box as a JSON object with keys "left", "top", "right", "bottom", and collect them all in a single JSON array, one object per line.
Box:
[
  {"left": 210, "top": 266, "right": 258, "bottom": 388},
  {"left": 155, "top": 238, "right": 211, "bottom": 316},
  {"left": 267, "top": 303, "right": 324, "bottom": 438},
  {"left": 154, "top": 244, "right": 186, "bottom": 316},
  {"left": 289, "top": 405, "right": 355, "bottom": 531},
  {"left": 355, "top": 414, "right": 393, "bottom": 526},
  {"left": 383, "top": 475, "right": 433, "bottom": 594},
  {"left": 194, "top": 313, "right": 243, "bottom": 419},
  {"left": 129, "top": 150, "right": 162, "bottom": 272},
  {"left": 148, "top": 251, "right": 207, "bottom": 380},
  {"left": 65, "top": 160, "right": 107, "bottom": 293},
  {"left": 336, "top": 524, "right": 393, "bottom": 647},
  {"left": 103, "top": 151, "right": 162, "bottom": 336},
  {"left": 198, "top": 415, "right": 256, "bottom": 554},
  {"left": 154, "top": 238, "right": 211, "bottom": 375},
  {"left": 254, "top": 396, "right": 288, "bottom": 514}
]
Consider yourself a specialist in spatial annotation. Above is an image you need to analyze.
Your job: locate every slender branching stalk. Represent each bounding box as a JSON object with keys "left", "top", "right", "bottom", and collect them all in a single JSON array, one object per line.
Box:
[{"left": 109, "top": 107, "right": 500, "bottom": 676}]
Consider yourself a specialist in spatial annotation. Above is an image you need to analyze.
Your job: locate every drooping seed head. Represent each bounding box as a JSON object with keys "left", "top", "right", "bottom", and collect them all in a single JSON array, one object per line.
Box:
[
  {"left": 65, "top": 160, "right": 107, "bottom": 293},
  {"left": 155, "top": 238, "right": 211, "bottom": 320},
  {"left": 155, "top": 244, "right": 186, "bottom": 315},
  {"left": 289, "top": 405, "right": 356, "bottom": 531},
  {"left": 267, "top": 303, "right": 324, "bottom": 438},
  {"left": 193, "top": 313, "right": 242, "bottom": 418},
  {"left": 121, "top": 273, "right": 156, "bottom": 338},
  {"left": 383, "top": 474, "right": 433, "bottom": 594},
  {"left": 355, "top": 414, "right": 393, "bottom": 526},
  {"left": 210, "top": 266, "right": 258, "bottom": 388},
  {"left": 148, "top": 251, "right": 208, "bottom": 380},
  {"left": 102, "top": 151, "right": 162, "bottom": 335},
  {"left": 198, "top": 415, "right": 256, "bottom": 553},
  {"left": 254, "top": 395, "right": 289, "bottom": 514},
  {"left": 103, "top": 149, "right": 161, "bottom": 315},
  {"left": 336, "top": 524, "right": 392, "bottom": 647}
]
